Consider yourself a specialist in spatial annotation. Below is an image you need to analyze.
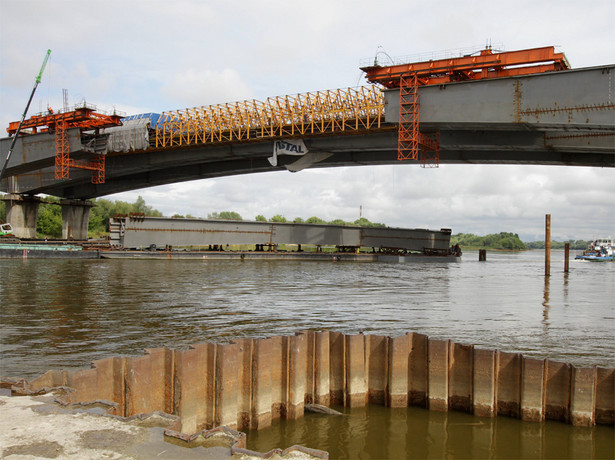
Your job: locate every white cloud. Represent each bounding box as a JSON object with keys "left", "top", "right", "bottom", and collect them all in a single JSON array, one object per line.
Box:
[
  {"left": 108, "top": 164, "right": 615, "bottom": 241},
  {"left": 160, "top": 68, "right": 253, "bottom": 108}
]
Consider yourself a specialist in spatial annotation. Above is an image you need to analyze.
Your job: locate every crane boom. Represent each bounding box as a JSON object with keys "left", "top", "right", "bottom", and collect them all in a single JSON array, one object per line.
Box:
[{"left": 0, "top": 49, "right": 51, "bottom": 183}]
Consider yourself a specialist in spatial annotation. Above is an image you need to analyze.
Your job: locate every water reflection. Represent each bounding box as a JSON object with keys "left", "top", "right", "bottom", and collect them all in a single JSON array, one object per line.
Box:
[
  {"left": 246, "top": 405, "right": 615, "bottom": 459},
  {"left": 542, "top": 275, "right": 550, "bottom": 330},
  {"left": 1, "top": 252, "right": 613, "bottom": 380}
]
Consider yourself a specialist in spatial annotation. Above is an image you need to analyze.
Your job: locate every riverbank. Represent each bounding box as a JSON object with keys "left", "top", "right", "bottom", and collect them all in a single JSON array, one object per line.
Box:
[
  {"left": 0, "top": 393, "right": 327, "bottom": 459},
  {"left": 0, "top": 393, "right": 229, "bottom": 459}
]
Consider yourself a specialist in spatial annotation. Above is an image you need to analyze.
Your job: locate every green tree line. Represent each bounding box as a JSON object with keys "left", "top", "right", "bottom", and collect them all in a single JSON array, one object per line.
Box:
[
  {"left": 253, "top": 214, "right": 385, "bottom": 227},
  {"left": 450, "top": 233, "right": 591, "bottom": 251},
  {"left": 525, "top": 240, "right": 590, "bottom": 250},
  {"left": 165, "top": 210, "right": 386, "bottom": 227},
  {"left": 451, "top": 232, "right": 527, "bottom": 250}
]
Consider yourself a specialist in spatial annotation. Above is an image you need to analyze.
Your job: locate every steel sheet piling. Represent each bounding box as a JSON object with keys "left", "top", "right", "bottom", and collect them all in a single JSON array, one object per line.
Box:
[
  {"left": 8, "top": 330, "right": 615, "bottom": 434},
  {"left": 287, "top": 333, "right": 308, "bottom": 419},
  {"left": 387, "top": 335, "right": 409, "bottom": 408},
  {"left": 345, "top": 334, "right": 367, "bottom": 407},
  {"left": 427, "top": 339, "right": 450, "bottom": 412},
  {"left": 409, "top": 333, "right": 429, "bottom": 407},
  {"left": 329, "top": 331, "right": 345, "bottom": 405},
  {"left": 250, "top": 338, "right": 273, "bottom": 430},
  {"left": 497, "top": 352, "right": 522, "bottom": 418},
  {"left": 448, "top": 342, "right": 474, "bottom": 413},
  {"left": 366, "top": 335, "right": 388, "bottom": 405},
  {"left": 595, "top": 368, "right": 615, "bottom": 425},
  {"left": 521, "top": 358, "right": 546, "bottom": 422},
  {"left": 545, "top": 360, "right": 572, "bottom": 423},
  {"left": 570, "top": 367, "right": 597, "bottom": 427},
  {"left": 473, "top": 349, "right": 497, "bottom": 417}
]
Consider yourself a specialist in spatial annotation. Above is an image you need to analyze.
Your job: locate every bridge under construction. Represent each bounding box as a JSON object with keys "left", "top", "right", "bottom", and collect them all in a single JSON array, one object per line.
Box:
[{"left": 1, "top": 46, "right": 614, "bottom": 239}]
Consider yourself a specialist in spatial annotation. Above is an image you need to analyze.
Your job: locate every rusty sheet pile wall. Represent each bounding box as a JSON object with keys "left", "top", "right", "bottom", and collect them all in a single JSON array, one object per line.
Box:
[{"left": 20, "top": 331, "right": 614, "bottom": 434}]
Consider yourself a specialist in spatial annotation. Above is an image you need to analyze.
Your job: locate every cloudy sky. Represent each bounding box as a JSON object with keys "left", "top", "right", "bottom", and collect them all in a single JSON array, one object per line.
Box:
[{"left": 1, "top": 0, "right": 614, "bottom": 241}]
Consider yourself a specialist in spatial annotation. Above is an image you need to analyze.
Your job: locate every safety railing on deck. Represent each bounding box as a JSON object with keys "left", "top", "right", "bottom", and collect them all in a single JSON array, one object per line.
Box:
[{"left": 154, "top": 86, "right": 385, "bottom": 148}]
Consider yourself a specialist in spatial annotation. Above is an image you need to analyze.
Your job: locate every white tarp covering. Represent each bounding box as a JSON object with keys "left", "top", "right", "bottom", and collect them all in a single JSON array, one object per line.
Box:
[
  {"left": 286, "top": 151, "right": 333, "bottom": 172},
  {"left": 268, "top": 139, "right": 308, "bottom": 166},
  {"left": 104, "top": 118, "right": 151, "bottom": 153}
]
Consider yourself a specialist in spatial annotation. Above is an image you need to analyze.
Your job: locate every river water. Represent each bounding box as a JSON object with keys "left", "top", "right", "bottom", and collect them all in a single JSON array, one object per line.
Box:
[{"left": 1, "top": 250, "right": 613, "bottom": 457}]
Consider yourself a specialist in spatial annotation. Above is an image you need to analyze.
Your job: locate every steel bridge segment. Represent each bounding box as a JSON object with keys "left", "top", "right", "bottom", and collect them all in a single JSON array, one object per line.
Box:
[
  {"left": 110, "top": 215, "right": 452, "bottom": 252},
  {"left": 1, "top": 65, "right": 613, "bottom": 199}
]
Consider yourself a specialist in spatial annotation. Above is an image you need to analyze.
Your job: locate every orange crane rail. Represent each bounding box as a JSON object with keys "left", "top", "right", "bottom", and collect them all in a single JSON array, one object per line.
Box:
[
  {"left": 6, "top": 105, "right": 122, "bottom": 135},
  {"left": 361, "top": 46, "right": 570, "bottom": 88}
]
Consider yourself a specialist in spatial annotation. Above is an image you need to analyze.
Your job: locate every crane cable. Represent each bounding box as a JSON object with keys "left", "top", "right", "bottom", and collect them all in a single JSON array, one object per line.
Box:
[{"left": 0, "top": 49, "right": 52, "bottom": 183}]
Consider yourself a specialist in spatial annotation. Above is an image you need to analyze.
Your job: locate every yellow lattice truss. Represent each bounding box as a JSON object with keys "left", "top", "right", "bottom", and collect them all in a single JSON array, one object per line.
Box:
[{"left": 154, "top": 86, "right": 385, "bottom": 148}]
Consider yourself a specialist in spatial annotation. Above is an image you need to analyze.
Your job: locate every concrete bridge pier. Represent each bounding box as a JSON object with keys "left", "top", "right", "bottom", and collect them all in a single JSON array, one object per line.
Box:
[
  {"left": 2, "top": 194, "right": 41, "bottom": 239},
  {"left": 60, "top": 199, "right": 93, "bottom": 240}
]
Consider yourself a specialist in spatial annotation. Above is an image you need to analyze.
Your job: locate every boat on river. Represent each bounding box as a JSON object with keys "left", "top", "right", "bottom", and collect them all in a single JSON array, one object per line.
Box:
[
  {"left": 575, "top": 238, "right": 614, "bottom": 261},
  {"left": 0, "top": 221, "right": 13, "bottom": 237}
]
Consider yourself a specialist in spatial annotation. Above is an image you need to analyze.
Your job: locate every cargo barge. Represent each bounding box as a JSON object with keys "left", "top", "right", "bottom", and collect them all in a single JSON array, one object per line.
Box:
[{"left": 1, "top": 216, "right": 461, "bottom": 261}]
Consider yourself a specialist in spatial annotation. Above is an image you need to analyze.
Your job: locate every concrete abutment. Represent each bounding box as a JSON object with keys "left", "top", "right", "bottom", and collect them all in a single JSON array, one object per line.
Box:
[
  {"left": 60, "top": 199, "right": 93, "bottom": 240},
  {"left": 2, "top": 194, "right": 93, "bottom": 240},
  {"left": 7, "top": 330, "right": 613, "bottom": 437},
  {"left": 3, "top": 194, "right": 41, "bottom": 238}
]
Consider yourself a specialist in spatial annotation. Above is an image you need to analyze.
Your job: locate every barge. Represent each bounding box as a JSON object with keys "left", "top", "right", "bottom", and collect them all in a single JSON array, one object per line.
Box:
[
  {"left": 1, "top": 215, "right": 461, "bottom": 261},
  {"left": 105, "top": 215, "right": 460, "bottom": 262}
]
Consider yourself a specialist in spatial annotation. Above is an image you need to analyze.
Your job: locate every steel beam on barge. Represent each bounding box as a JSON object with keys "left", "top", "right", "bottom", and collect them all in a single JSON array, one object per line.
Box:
[{"left": 110, "top": 216, "right": 452, "bottom": 252}]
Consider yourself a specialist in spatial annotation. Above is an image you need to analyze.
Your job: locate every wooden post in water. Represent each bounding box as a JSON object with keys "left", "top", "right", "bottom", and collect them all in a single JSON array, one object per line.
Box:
[
  {"left": 545, "top": 214, "right": 551, "bottom": 276},
  {"left": 479, "top": 249, "right": 487, "bottom": 262},
  {"left": 564, "top": 243, "right": 570, "bottom": 273}
]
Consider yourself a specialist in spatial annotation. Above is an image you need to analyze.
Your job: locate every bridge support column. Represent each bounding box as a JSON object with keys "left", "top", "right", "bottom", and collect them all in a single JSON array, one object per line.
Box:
[
  {"left": 60, "top": 199, "right": 94, "bottom": 240},
  {"left": 2, "top": 194, "right": 41, "bottom": 239}
]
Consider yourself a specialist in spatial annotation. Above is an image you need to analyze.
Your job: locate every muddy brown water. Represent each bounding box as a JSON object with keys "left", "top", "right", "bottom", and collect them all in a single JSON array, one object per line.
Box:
[{"left": 1, "top": 250, "right": 613, "bottom": 458}]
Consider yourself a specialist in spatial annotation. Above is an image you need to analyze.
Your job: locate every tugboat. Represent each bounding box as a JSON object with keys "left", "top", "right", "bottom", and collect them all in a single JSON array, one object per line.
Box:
[{"left": 575, "top": 238, "right": 615, "bottom": 261}]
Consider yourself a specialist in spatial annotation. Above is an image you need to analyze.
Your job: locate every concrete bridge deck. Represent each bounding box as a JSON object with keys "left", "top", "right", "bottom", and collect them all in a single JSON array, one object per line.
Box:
[{"left": 1, "top": 65, "right": 614, "bottom": 200}]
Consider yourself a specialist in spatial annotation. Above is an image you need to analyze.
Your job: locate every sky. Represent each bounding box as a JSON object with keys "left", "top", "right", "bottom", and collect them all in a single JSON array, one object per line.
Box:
[{"left": 1, "top": 0, "right": 614, "bottom": 241}]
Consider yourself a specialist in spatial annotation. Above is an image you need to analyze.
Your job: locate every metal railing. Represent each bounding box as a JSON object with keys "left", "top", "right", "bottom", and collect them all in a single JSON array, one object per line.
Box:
[{"left": 154, "top": 86, "right": 386, "bottom": 149}]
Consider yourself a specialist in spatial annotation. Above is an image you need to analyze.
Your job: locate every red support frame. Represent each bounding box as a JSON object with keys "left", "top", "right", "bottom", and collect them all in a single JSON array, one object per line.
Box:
[
  {"left": 397, "top": 74, "right": 440, "bottom": 166},
  {"left": 54, "top": 119, "right": 70, "bottom": 180},
  {"left": 13, "top": 106, "right": 120, "bottom": 184},
  {"left": 398, "top": 74, "right": 420, "bottom": 161}
]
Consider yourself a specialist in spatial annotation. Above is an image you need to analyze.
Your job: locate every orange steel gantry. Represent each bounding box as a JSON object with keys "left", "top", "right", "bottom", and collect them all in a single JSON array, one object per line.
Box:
[
  {"left": 361, "top": 46, "right": 571, "bottom": 166},
  {"left": 155, "top": 86, "right": 386, "bottom": 148},
  {"left": 7, "top": 104, "right": 122, "bottom": 183}
]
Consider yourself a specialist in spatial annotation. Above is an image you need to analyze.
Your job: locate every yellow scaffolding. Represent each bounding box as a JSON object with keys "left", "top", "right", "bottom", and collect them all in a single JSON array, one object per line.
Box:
[{"left": 154, "top": 86, "right": 385, "bottom": 149}]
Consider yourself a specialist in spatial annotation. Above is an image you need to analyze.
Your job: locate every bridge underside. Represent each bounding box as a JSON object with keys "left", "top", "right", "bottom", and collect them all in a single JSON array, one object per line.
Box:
[
  {"left": 2, "top": 128, "right": 612, "bottom": 199},
  {"left": 1, "top": 65, "right": 613, "bottom": 199}
]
